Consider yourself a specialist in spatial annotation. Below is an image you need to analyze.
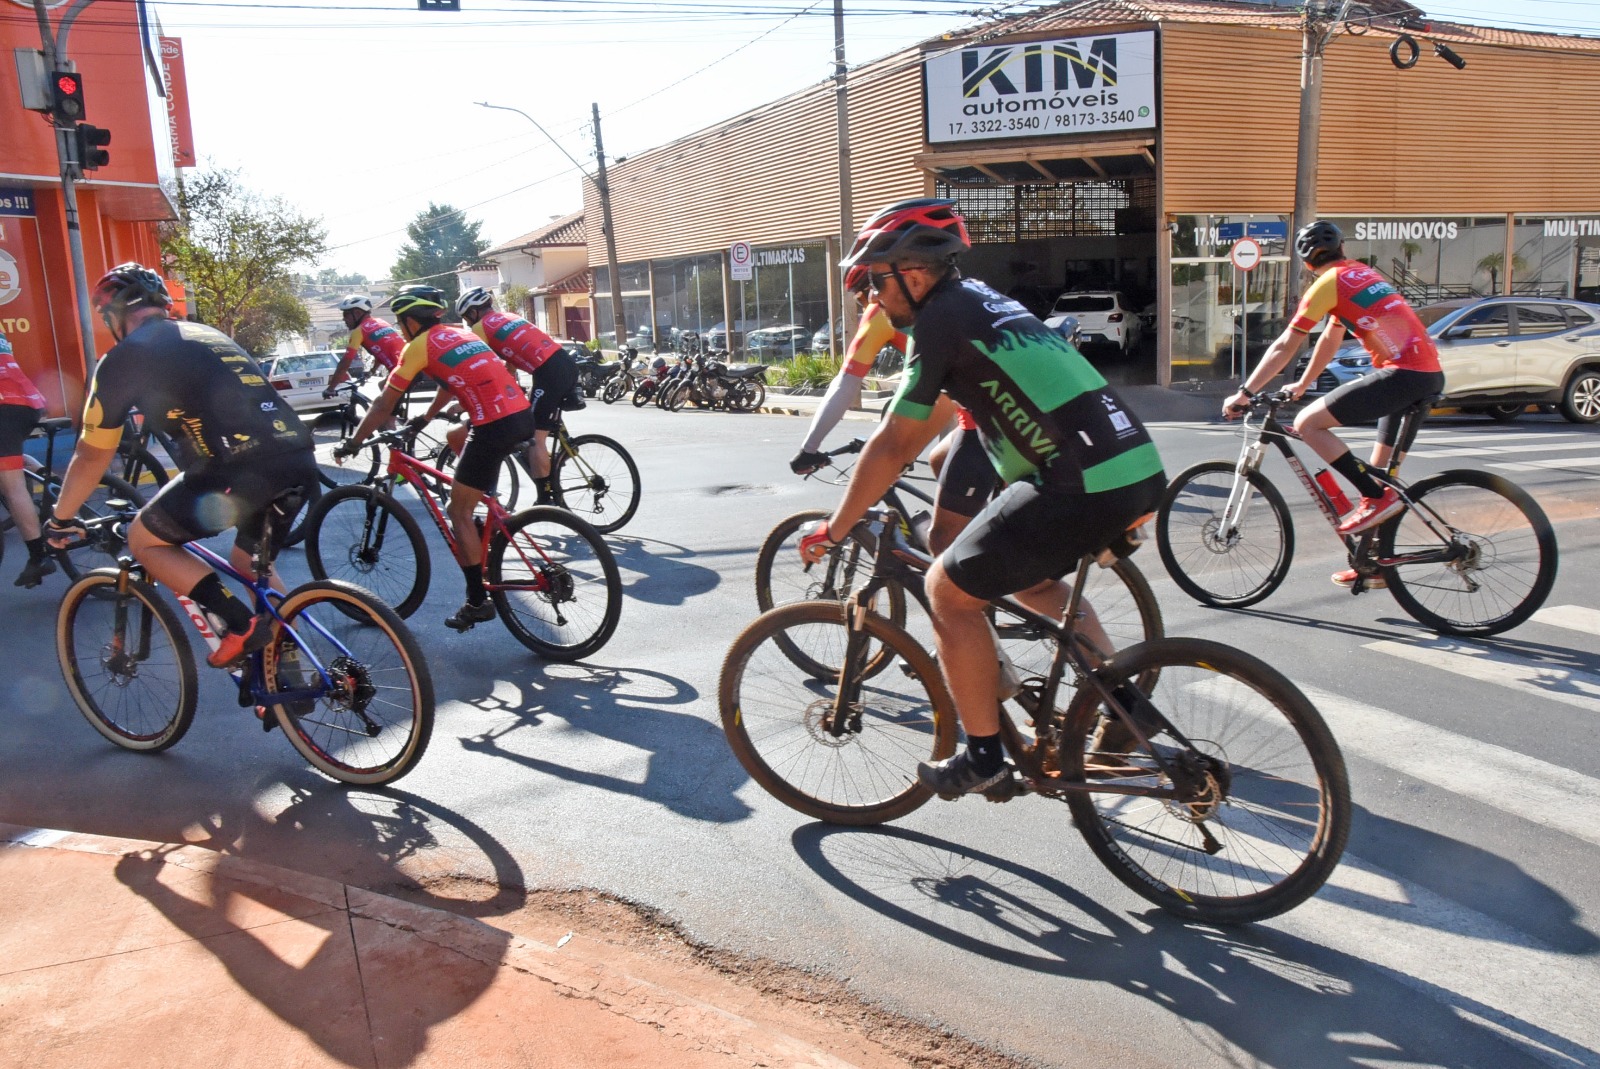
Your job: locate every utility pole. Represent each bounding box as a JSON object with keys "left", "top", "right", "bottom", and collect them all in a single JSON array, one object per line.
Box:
[
  {"left": 592, "top": 103, "right": 627, "bottom": 349},
  {"left": 31, "top": 0, "right": 98, "bottom": 375},
  {"left": 832, "top": 0, "right": 856, "bottom": 354}
]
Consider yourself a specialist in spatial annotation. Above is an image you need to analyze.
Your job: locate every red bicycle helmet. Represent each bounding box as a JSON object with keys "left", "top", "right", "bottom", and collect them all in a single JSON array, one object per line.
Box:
[
  {"left": 840, "top": 198, "right": 971, "bottom": 269},
  {"left": 844, "top": 264, "right": 871, "bottom": 294}
]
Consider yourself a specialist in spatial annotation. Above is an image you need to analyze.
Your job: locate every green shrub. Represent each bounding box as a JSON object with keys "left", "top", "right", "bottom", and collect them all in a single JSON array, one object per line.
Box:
[{"left": 773, "top": 351, "right": 842, "bottom": 390}]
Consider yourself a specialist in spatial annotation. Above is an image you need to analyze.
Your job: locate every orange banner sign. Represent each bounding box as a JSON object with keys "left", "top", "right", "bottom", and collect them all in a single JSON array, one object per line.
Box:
[{"left": 159, "top": 37, "right": 196, "bottom": 168}]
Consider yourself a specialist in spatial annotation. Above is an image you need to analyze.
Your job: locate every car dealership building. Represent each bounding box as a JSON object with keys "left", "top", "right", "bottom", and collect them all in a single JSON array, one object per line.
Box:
[{"left": 583, "top": 0, "right": 1600, "bottom": 384}]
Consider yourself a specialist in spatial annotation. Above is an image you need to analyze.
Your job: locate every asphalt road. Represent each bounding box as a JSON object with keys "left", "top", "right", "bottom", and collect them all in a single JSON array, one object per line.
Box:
[{"left": 3, "top": 401, "right": 1598, "bottom": 1069}]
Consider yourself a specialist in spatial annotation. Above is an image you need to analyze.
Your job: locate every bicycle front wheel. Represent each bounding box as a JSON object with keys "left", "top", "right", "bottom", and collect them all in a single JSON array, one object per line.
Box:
[
  {"left": 1379, "top": 469, "right": 1558, "bottom": 637},
  {"left": 45, "top": 473, "right": 147, "bottom": 581},
  {"left": 551, "top": 434, "right": 641, "bottom": 533},
  {"left": 1156, "top": 460, "right": 1294, "bottom": 608},
  {"left": 1061, "top": 637, "right": 1351, "bottom": 925},
  {"left": 720, "top": 600, "right": 958, "bottom": 824},
  {"left": 268, "top": 580, "right": 435, "bottom": 785},
  {"left": 56, "top": 569, "right": 197, "bottom": 752},
  {"left": 487, "top": 506, "right": 622, "bottom": 661},
  {"left": 305, "top": 485, "right": 431, "bottom": 618}
]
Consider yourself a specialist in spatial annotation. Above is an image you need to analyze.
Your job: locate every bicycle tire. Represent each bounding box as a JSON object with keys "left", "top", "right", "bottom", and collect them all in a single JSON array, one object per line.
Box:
[
  {"left": 754, "top": 507, "right": 908, "bottom": 625},
  {"left": 1379, "top": 469, "right": 1558, "bottom": 637},
  {"left": 1060, "top": 637, "right": 1351, "bottom": 924},
  {"left": 719, "top": 600, "right": 958, "bottom": 825},
  {"left": 1156, "top": 460, "right": 1294, "bottom": 608},
  {"left": 118, "top": 445, "right": 170, "bottom": 490},
  {"left": 278, "top": 478, "right": 322, "bottom": 548},
  {"left": 304, "top": 484, "right": 431, "bottom": 619},
  {"left": 268, "top": 579, "right": 435, "bottom": 786},
  {"left": 551, "top": 433, "right": 641, "bottom": 533},
  {"left": 56, "top": 568, "right": 197, "bottom": 753},
  {"left": 495, "top": 451, "right": 525, "bottom": 512},
  {"left": 487, "top": 505, "right": 622, "bottom": 661}
]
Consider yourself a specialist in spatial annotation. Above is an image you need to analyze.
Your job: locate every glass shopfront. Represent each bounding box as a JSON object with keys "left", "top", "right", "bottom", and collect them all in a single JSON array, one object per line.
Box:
[
  {"left": 591, "top": 262, "right": 653, "bottom": 351},
  {"left": 1512, "top": 215, "right": 1600, "bottom": 302},
  {"left": 652, "top": 254, "right": 724, "bottom": 351},
  {"left": 1171, "top": 214, "right": 1293, "bottom": 381},
  {"left": 732, "top": 242, "right": 830, "bottom": 360}
]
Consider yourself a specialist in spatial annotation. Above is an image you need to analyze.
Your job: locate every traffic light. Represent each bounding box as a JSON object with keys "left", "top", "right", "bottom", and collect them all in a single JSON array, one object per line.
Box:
[
  {"left": 75, "top": 124, "right": 111, "bottom": 171},
  {"left": 49, "top": 71, "right": 85, "bottom": 124}
]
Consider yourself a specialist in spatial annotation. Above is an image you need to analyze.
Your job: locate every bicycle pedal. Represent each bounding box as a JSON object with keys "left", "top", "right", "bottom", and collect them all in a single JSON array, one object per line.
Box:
[{"left": 254, "top": 705, "right": 278, "bottom": 733}]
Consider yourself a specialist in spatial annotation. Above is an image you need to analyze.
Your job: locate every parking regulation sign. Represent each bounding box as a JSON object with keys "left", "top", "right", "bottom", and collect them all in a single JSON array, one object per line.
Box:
[
  {"left": 1230, "top": 237, "right": 1263, "bottom": 272},
  {"left": 729, "top": 241, "right": 754, "bottom": 281}
]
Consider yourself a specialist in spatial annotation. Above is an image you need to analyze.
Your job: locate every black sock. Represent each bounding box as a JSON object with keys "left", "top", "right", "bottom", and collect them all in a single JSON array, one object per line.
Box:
[
  {"left": 1330, "top": 451, "right": 1383, "bottom": 500},
  {"left": 24, "top": 537, "right": 45, "bottom": 562},
  {"left": 462, "top": 563, "right": 486, "bottom": 605},
  {"left": 535, "top": 477, "right": 554, "bottom": 503},
  {"left": 188, "top": 573, "right": 252, "bottom": 633},
  {"left": 966, "top": 732, "right": 1004, "bottom": 776}
]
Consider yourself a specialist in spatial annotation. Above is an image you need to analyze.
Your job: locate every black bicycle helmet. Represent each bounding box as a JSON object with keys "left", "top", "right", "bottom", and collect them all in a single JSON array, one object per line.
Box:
[
  {"left": 92, "top": 262, "right": 171, "bottom": 316},
  {"left": 1294, "top": 221, "right": 1344, "bottom": 267},
  {"left": 840, "top": 198, "right": 971, "bottom": 269},
  {"left": 389, "top": 284, "right": 448, "bottom": 319}
]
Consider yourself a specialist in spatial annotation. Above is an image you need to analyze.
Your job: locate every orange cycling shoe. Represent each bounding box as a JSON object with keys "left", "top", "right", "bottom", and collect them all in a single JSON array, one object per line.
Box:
[
  {"left": 1336, "top": 487, "right": 1404, "bottom": 535},
  {"left": 1332, "top": 568, "right": 1387, "bottom": 589},
  {"left": 206, "top": 614, "right": 274, "bottom": 668}
]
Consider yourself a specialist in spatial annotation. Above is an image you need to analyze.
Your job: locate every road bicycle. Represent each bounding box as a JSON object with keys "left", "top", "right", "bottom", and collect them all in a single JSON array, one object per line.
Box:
[
  {"left": 721, "top": 507, "right": 1351, "bottom": 924},
  {"left": 755, "top": 438, "right": 1163, "bottom": 690},
  {"left": 1155, "top": 390, "right": 1558, "bottom": 637},
  {"left": 303, "top": 427, "right": 622, "bottom": 661},
  {"left": 0, "top": 416, "right": 145, "bottom": 580},
  {"left": 55, "top": 490, "right": 435, "bottom": 786}
]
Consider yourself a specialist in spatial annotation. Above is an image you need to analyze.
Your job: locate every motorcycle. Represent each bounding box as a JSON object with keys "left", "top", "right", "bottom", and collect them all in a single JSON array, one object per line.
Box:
[
  {"left": 667, "top": 355, "right": 770, "bottom": 412},
  {"left": 631, "top": 356, "right": 669, "bottom": 407},
  {"left": 576, "top": 345, "right": 634, "bottom": 397}
]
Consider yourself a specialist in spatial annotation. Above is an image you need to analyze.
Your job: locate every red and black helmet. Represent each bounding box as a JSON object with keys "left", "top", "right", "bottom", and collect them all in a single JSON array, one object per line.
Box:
[
  {"left": 93, "top": 262, "right": 171, "bottom": 316},
  {"left": 840, "top": 198, "right": 971, "bottom": 270},
  {"left": 844, "top": 264, "right": 871, "bottom": 294}
]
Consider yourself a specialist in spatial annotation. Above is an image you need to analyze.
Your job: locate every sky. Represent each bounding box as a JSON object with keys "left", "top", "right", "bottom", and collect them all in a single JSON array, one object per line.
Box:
[{"left": 141, "top": 0, "right": 1600, "bottom": 283}]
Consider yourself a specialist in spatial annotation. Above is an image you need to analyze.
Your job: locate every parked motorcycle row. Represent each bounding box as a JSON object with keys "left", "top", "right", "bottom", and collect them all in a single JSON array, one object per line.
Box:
[{"left": 595, "top": 349, "right": 771, "bottom": 413}]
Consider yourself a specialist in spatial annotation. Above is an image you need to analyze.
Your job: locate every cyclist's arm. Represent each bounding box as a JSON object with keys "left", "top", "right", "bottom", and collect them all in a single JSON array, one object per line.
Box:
[
  {"left": 325, "top": 333, "right": 363, "bottom": 393},
  {"left": 1222, "top": 326, "right": 1311, "bottom": 417},
  {"left": 1289, "top": 323, "right": 1347, "bottom": 399},
  {"left": 51, "top": 373, "right": 124, "bottom": 521},
  {"left": 798, "top": 368, "right": 867, "bottom": 454},
  {"left": 345, "top": 383, "right": 404, "bottom": 449},
  {"left": 823, "top": 410, "right": 947, "bottom": 544}
]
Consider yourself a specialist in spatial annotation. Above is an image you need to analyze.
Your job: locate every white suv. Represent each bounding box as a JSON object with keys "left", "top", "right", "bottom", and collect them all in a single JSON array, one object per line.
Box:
[{"left": 1044, "top": 291, "right": 1143, "bottom": 355}]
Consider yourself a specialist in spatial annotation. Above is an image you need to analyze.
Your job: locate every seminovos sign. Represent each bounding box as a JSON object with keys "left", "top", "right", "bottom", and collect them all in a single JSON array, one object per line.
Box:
[{"left": 924, "top": 30, "right": 1156, "bottom": 146}]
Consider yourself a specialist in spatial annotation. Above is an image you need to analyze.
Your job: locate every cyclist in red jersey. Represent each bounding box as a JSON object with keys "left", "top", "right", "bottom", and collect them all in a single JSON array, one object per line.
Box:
[
  {"left": 1223, "top": 221, "right": 1445, "bottom": 569},
  {"left": 336, "top": 285, "right": 535, "bottom": 631},
  {"left": 455, "top": 287, "right": 580, "bottom": 505},
  {"left": 0, "top": 328, "right": 53, "bottom": 587},
  {"left": 324, "top": 294, "right": 406, "bottom": 397}
]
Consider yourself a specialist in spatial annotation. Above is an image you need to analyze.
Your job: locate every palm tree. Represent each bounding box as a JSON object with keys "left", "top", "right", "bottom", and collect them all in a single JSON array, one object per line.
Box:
[{"left": 1476, "top": 252, "right": 1529, "bottom": 294}]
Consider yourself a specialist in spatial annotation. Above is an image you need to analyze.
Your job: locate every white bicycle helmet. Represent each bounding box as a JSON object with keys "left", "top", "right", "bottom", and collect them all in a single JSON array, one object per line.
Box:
[
  {"left": 456, "top": 286, "right": 494, "bottom": 316},
  {"left": 337, "top": 294, "right": 373, "bottom": 313}
]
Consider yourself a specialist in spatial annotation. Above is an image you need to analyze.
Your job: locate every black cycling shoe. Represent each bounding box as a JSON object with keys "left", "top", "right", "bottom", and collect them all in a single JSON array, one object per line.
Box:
[
  {"left": 445, "top": 599, "right": 497, "bottom": 632},
  {"left": 917, "top": 752, "right": 1021, "bottom": 802},
  {"left": 14, "top": 556, "right": 56, "bottom": 589}
]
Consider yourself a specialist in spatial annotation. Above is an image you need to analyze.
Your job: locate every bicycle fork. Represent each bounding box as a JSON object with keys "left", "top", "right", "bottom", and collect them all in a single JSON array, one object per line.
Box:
[{"left": 1218, "top": 441, "right": 1267, "bottom": 541}]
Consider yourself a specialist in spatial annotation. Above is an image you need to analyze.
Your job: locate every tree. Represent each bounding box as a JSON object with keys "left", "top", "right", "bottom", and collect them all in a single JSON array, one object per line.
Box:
[
  {"left": 390, "top": 203, "right": 489, "bottom": 309},
  {"left": 161, "top": 167, "right": 328, "bottom": 355}
]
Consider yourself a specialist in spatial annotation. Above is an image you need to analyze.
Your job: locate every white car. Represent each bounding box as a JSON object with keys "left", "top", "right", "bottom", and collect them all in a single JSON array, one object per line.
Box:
[
  {"left": 1044, "top": 291, "right": 1143, "bottom": 355},
  {"left": 261, "top": 351, "right": 344, "bottom": 413}
]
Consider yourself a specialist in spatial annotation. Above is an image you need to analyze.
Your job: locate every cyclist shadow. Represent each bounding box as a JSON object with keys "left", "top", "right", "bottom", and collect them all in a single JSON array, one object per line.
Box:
[
  {"left": 790, "top": 823, "right": 1592, "bottom": 1069},
  {"left": 453, "top": 661, "right": 754, "bottom": 824},
  {"left": 602, "top": 535, "right": 722, "bottom": 605},
  {"left": 104, "top": 779, "right": 526, "bottom": 1068}
]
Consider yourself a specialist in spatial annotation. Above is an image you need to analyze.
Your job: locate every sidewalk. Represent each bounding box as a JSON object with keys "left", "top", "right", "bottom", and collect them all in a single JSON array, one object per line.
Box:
[{"left": 0, "top": 824, "right": 983, "bottom": 1069}]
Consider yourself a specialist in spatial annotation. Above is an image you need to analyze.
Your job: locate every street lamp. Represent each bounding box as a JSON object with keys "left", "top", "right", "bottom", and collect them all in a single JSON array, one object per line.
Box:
[{"left": 475, "top": 101, "right": 626, "bottom": 350}]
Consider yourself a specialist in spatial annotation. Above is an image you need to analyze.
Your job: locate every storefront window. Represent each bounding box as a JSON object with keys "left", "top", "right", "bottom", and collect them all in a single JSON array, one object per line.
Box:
[
  {"left": 1171, "top": 215, "right": 1292, "bottom": 382},
  {"left": 1331, "top": 217, "right": 1506, "bottom": 304},
  {"left": 731, "top": 242, "right": 828, "bottom": 360},
  {"left": 651, "top": 254, "right": 725, "bottom": 353},
  {"left": 1511, "top": 215, "right": 1600, "bottom": 300},
  {"left": 591, "top": 263, "right": 654, "bottom": 350}
]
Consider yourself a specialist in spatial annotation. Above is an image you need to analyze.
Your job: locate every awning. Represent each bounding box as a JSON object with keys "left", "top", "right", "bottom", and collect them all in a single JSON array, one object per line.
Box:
[
  {"left": 914, "top": 135, "right": 1154, "bottom": 185},
  {"left": 532, "top": 266, "right": 593, "bottom": 296}
]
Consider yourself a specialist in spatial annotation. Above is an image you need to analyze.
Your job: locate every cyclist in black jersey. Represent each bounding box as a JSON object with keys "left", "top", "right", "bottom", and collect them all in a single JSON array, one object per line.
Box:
[
  {"left": 47, "top": 263, "right": 318, "bottom": 669},
  {"left": 799, "top": 200, "right": 1167, "bottom": 799}
]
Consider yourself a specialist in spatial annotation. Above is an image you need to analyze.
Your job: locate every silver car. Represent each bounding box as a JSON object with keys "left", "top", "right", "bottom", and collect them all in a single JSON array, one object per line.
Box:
[
  {"left": 1419, "top": 296, "right": 1600, "bottom": 423},
  {"left": 261, "top": 351, "right": 344, "bottom": 413}
]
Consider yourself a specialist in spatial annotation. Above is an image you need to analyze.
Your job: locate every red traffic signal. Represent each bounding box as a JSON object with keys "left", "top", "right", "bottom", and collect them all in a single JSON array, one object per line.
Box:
[{"left": 49, "top": 69, "right": 86, "bottom": 123}]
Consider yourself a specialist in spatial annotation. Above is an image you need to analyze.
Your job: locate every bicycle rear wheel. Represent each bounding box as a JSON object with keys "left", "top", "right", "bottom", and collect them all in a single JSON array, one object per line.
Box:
[
  {"left": 1156, "top": 461, "right": 1294, "bottom": 608},
  {"left": 304, "top": 485, "right": 431, "bottom": 618},
  {"left": 551, "top": 433, "right": 641, "bottom": 533},
  {"left": 267, "top": 580, "right": 435, "bottom": 786},
  {"left": 1060, "top": 637, "right": 1351, "bottom": 925},
  {"left": 487, "top": 506, "right": 622, "bottom": 661},
  {"left": 1379, "top": 469, "right": 1558, "bottom": 637},
  {"left": 56, "top": 568, "right": 197, "bottom": 752},
  {"left": 720, "top": 600, "right": 958, "bottom": 824}
]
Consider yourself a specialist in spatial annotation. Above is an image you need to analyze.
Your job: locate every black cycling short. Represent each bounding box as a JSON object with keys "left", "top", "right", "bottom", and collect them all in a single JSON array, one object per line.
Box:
[
  {"left": 934, "top": 427, "right": 998, "bottom": 519},
  {"left": 139, "top": 448, "right": 319, "bottom": 555},
  {"left": 0, "top": 404, "right": 41, "bottom": 471},
  {"left": 1323, "top": 366, "right": 1446, "bottom": 447},
  {"left": 529, "top": 353, "right": 579, "bottom": 433},
  {"left": 942, "top": 472, "right": 1167, "bottom": 602},
  {"left": 456, "top": 408, "right": 536, "bottom": 494}
]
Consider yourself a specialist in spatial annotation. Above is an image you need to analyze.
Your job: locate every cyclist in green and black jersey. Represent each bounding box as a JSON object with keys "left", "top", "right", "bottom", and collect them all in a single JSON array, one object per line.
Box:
[{"left": 800, "top": 199, "right": 1167, "bottom": 798}]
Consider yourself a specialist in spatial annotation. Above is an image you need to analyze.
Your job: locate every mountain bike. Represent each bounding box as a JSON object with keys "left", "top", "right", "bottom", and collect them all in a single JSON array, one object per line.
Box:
[
  {"left": 1155, "top": 390, "right": 1557, "bottom": 637},
  {"left": 0, "top": 416, "right": 145, "bottom": 579},
  {"left": 722, "top": 508, "right": 1350, "bottom": 924},
  {"left": 303, "top": 427, "right": 622, "bottom": 661},
  {"left": 55, "top": 489, "right": 435, "bottom": 786},
  {"left": 755, "top": 438, "right": 1163, "bottom": 689}
]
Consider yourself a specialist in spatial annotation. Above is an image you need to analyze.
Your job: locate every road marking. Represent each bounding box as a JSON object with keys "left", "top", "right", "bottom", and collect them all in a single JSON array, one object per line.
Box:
[
  {"left": 1532, "top": 604, "right": 1600, "bottom": 634},
  {"left": 1363, "top": 638, "right": 1600, "bottom": 718},
  {"left": 1410, "top": 441, "right": 1600, "bottom": 459},
  {"left": 1301, "top": 680, "right": 1600, "bottom": 847},
  {"left": 1487, "top": 455, "right": 1600, "bottom": 471}
]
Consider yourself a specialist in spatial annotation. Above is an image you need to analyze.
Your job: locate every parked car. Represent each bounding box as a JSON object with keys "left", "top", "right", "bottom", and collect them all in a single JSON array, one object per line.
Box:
[
  {"left": 1294, "top": 296, "right": 1600, "bottom": 423},
  {"left": 747, "top": 324, "right": 810, "bottom": 359},
  {"left": 1043, "top": 291, "right": 1143, "bottom": 355},
  {"left": 262, "top": 351, "right": 344, "bottom": 413},
  {"left": 704, "top": 319, "right": 758, "bottom": 353}
]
